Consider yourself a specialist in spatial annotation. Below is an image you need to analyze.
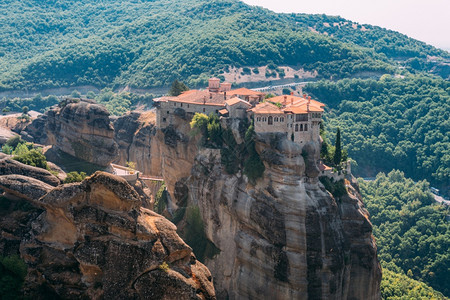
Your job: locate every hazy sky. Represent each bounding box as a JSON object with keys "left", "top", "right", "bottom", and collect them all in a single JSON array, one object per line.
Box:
[{"left": 242, "top": 0, "right": 450, "bottom": 51}]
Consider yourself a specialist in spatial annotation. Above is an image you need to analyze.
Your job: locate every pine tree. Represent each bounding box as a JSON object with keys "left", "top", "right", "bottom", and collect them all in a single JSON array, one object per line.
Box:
[{"left": 333, "top": 128, "right": 342, "bottom": 167}]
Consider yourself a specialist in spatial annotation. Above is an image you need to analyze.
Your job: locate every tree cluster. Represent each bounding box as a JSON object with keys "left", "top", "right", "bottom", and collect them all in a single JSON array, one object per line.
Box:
[
  {"left": 307, "top": 75, "right": 449, "bottom": 194},
  {"left": 359, "top": 171, "right": 449, "bottom": 296}
]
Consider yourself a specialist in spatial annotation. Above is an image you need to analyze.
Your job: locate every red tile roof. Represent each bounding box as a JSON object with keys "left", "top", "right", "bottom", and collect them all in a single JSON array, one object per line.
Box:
[
  {"left": 156, "top": 90, "right": 226, "bottom": 106},
  {"left": 249, "top": 102, "right": 283, "bottom": 114},
  {"left": 267, "top": 95, "right": 325, "bottom": 112},
  {"left": 225, "top": 97, "right": 251, "bottom": 107},
  {"left": 227, "top": 88, "right": 265, "bottom": 96}
]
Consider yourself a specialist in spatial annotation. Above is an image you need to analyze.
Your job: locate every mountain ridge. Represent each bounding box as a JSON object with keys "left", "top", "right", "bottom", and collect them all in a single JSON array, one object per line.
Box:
[{"left": 0, "top": 0, "right": 448, "bottom": 92}]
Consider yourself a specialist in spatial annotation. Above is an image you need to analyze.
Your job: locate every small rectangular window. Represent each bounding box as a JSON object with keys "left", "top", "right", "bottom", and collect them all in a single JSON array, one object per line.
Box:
[{"left": 163, "top": 118, "right": 166, "bottom": 122}]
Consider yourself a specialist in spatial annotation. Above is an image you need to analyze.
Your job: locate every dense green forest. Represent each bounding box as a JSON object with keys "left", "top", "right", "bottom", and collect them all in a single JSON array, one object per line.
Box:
[
  {"left": 307, "top": 75, "right": 449, "bottom": 193},
  {"left": 358, "top": 171, "right": 449, "bottom": 296},
  {"left": 381, "top": 268, "right": 446, "bottom": 300},
  {"left": 0, "top": 0, "right": 447, "bottom": 91}
]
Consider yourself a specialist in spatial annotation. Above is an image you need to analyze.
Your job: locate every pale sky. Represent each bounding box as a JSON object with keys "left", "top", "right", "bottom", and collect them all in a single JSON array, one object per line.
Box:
[{"left": 242, "top": 0, "right": 450, "bottom": 51}]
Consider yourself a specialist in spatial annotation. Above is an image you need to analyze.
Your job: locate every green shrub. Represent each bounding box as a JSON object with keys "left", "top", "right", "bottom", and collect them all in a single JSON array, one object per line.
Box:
[
  {"left": 0, "top": 255, "right": 27, "bottom": 299},
  {"left": 243, "top": 123, "right": 265, "bottom": 182},
  {"left": 1, "top": 144, "right": 13, "bottom": 155},
  {"left": 5, "top": 136, "right": 23, "bottom": 149},
  {"left": 154, "top": 183, "right": 167, "bottom": 214},
  {"left": 13, "top": 149, "right": 47, "bottom": 169},
  {"left": 183, "top": 206, "right": 220, "bottom": 262},
  {"left": 319, "top": 177, "right": 347, "bottom": 198},
  {"left": 63, "top": 171, "right": 87, "bottom": 183}
]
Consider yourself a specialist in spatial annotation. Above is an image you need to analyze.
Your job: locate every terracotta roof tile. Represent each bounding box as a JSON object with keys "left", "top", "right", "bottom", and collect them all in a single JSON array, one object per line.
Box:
[
  {"left": 225, "top": 97, "right": 251, "bottom": 107},
  {"left": 249, "top": 102, "right": 283, "bottom": 114},
  {"left": 160, "top": 90, "right": 226, "bottom": 106},
  {"left": 228, "top": 88, "right": 265, "bottom": 96},
  {"left": 267, "top": 95, "right": 325, "bottom": 110}
]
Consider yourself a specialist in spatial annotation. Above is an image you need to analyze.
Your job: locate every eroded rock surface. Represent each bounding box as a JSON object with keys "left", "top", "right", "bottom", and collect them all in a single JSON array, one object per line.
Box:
[
  {"left": 45, "top": 100, "right": 118, "bottom": 166},
  {"left": 0, "top": 174, "right": 53, "bottom": 200},
  {"left": 113, "top": 111, "right": 161, "bottom": 176},
  {"left": 0, "top": 171, "right": 215, "bottom": 299},
  {"left": 0, "top": 156, "right": 60, "bottom": 186},
  {"left": 145, "top": 114, "right": 381, "bottom": 300}
]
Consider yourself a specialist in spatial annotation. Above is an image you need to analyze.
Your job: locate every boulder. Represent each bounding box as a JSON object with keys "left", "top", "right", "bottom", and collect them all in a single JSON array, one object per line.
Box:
[
  {"left": 45, "top": 100, "right": 118, "bottom": 166},
  {"left": 10, "top": 171, "right": 216, "bottom": 299},
  {"left": 0, "top": 156, "right": 60, "bottom": 186},
  {"left": 0, "top": 174, "right": 53, "bottom": 201}
]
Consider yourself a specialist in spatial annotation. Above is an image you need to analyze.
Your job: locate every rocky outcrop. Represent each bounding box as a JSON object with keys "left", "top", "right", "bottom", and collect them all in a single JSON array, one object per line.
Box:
[
  {"left": 145, "top": 114, "right": 381, "bottom": 299},
  {"left": 0, "top": 156, "right": 60, "bottom": 186},
  {"left": 21, "top": 114, "right": 48, "bottom": 144},
  {"left": 45, "top": 100, "right": 118, "bottom": 166},
  {"left": 113, "top": 111, "right": 162, "bottom": 175},
  {"left": 0, "top": 174, "right": 53, "bottom": 200},
  {"left": 0, "top": 171, "right": 215, "bottom": 299}
]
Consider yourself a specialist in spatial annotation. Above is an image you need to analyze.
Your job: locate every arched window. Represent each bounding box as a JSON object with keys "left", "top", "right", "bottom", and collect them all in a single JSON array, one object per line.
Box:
[
  {"left": 280, "top": 117, "right": 284, "bottom": 122},
  {"left": 300, "top": 124, "right": 303, "bottom": 131},
  {"left": 295, "top": 124, "right": 298, "bottom": 132},
  {"left": 268, "top": 116, "right": 273, "bottom": 125},
  {"left": 274, "top": 117, "right": 278, "bottom": 122},
  {"left": 257, "top": 117, "right": 261, "bottom": 122},
  {"left": 304, "top": 124, "right": 308, "bottom": 131}
]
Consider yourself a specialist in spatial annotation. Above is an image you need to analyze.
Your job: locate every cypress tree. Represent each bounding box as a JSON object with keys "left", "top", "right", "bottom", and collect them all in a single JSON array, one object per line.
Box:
[
  {"left": 333, "top": 128, "right": 342, "bottom": 167},
  {"left": 168, "top": 80, "right": 189, "bottom": 96}
]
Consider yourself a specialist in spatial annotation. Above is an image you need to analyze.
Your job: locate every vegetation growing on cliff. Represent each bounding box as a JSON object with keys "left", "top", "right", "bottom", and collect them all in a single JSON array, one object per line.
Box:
[
  {"left": 243, "top": 123, "right": 265, "bottom": 182},
  {"left": 359, "top": 171, "right": 449, "bottom": 296},
  {"left": 182, "top": 206, "right": 220, "bottom": 262},
  {"left": 308, "top": 75, "right": 450, "bottom": 194},
  {"left": 0, "top": 255, "right": 27, "bottom": 299},
  {"left": 154, "top": 183, "right": 168, "bottom": 215},
  {"left": 63, "top": 171, "right": 87, "bottom": 183}
]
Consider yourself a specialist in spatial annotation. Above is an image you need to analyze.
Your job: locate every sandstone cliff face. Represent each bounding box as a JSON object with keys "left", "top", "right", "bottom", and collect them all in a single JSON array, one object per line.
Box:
[
  {"left": 0, "top": 170, "right": 215, "bottom": 299},
  {"left": 113, "top": 111, "right": 198, "bottom": 201},
  {"left": 44, "top": 100, "right": 118, "bottom": 166},
  {"left": 141, "top": 113, "right": 381, "bottom": 299},
  {"left": 113, "top": 111, "right": 160, "bottom": 175}
]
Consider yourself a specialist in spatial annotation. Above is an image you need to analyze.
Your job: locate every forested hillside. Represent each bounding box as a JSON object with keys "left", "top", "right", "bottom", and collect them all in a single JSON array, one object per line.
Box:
[
  {"left": 359, "top": 171, "right": 449, "bottom": 296},
  {"left": 0, "top": 0, "right": 447, "bottom": 91},
  {"left": 306, "top": 75, "right": 449, "bottom": 192}
]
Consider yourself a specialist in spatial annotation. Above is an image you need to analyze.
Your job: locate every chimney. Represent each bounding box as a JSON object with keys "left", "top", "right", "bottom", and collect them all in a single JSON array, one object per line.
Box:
[
  {"left": 283, "top": 95, "right": 287, "bottom": 105},
  {"left": 203, "top": 96, "right": 206, "bottom": 105},
  {"left": 291, "top": 98, "right": 293, "bottom": 105},
  {"left": 307, "top": 96, "right": 311, "bottom": 111},
  {"left": 303, "top": 94, "right": 307, "bottom": 99},
  {"left": 290, "top": 92, "right": 294, "bottom": 96},
  {"left": 224, "top": 91, "right": 227, "bottom": 100},
  {"left": 210, "top": 93, "right": 212, "bottom": 99}
]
